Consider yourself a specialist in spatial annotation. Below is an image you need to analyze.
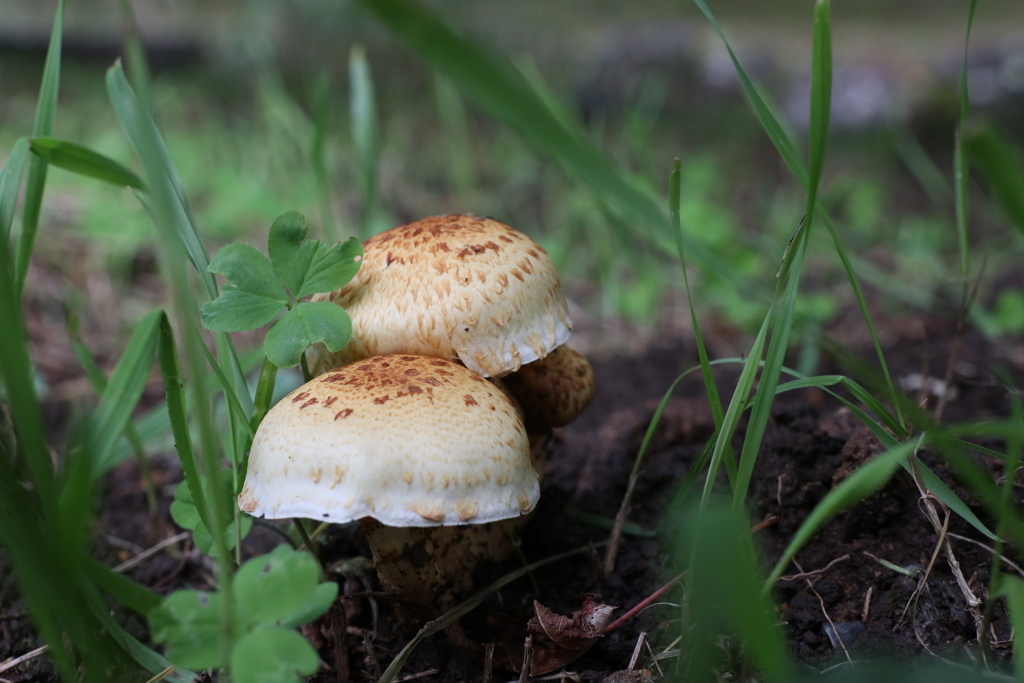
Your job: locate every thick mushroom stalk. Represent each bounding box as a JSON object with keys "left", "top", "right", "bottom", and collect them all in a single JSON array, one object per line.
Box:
[
  {"left": 238, "top": 355, "right": 539, "bottom": 611},
  {"left": 305, "top": 214, "right": 572, "bottom": 379}
]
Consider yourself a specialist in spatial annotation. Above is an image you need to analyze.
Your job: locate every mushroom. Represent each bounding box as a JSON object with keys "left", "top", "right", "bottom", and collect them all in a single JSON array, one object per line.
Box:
[
  {"left": 501, "top": 344, "right": 596, "bottom": 432},
  {"left": 305, "top": 214, "right": 572, "bottom": 379},
  {"left": 238, "top": 354, "right": 539, "bottom": 609}
]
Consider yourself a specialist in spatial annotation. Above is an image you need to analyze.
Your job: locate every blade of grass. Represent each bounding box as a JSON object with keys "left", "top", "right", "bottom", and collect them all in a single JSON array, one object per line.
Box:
[
  {"left": 0, "top": 138, "right": 29, "bottom": 244},
  {"left": 71, "top": 333, "right": 155, "bottom": 503},
  {"left": 355, "top": 0, "right": 736, "bottom": 279},
  {"left": 350, "top": 44, "right": 380, "bottom": 238},
  {"left": 106, "top": 71, "right": 217, "bottom": 299},
  {"left": 29, "top": 137, "right": 145, "bottom": 189},
  {"left": 14, "top": 0, "right": 63, "bottom": 298},
  {"left": 310, "top": 72, "right": 336, "bottom": 242},
  {"left": 734, "top": 0, "right": 832, "bottom": 509},
  {"left": 110, "top": 19, "right": 237, "bottom": 660},
  {"left": 965, "top": 123, "right": 1024, "bottom": 234},
  {"left": 954, "top": 0, "right": 978, "bottom": 284},
  {"left": 87, "top": 310, "right": 161, "bottom": 476},
  {"left": 701, "top": 315, "right": 769, "bottom": 505},
  {"left": 681, "top": 499, "right": 792, "bottom": 681},
  {"left": 694, "top": 0, "right": 905, "bottom": 434}
]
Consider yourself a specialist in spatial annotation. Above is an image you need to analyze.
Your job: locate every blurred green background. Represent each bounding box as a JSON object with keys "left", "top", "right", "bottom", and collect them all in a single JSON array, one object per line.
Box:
[{"left": 3, "top": 0, "right": 1024, "bottom": 357}]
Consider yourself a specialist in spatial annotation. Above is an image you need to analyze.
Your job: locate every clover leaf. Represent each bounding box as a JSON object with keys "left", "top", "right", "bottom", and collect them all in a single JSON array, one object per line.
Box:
[
  {"left": 170, "top": 474, "right": 252, "bottom": 557},
  {"left": 201, "top": 211, "right": 362, "bottom": 368},
  {"left": 149, "top": 545, "right": 337, "bottom": 683}
]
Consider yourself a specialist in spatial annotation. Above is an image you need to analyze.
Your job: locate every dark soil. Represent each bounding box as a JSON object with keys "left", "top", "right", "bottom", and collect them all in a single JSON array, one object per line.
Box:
[{"left": 2, "top": 308, "right": 1022, "bottom": 682}]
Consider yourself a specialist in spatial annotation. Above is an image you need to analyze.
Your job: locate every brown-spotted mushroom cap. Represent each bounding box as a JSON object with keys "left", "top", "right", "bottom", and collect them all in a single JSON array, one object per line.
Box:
[
  {"left": 238, "top": 354, "right": 538, "bottom": 527},
  {"left": 306, "top": 214, "right": 572, "bottom": 379},
  {"left": 502, "top": 344, "right": 596, "bottom": 430}
]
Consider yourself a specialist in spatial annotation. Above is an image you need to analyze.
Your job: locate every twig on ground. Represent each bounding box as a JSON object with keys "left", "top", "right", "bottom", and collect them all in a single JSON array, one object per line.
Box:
[
  {"left": 794, "top": 560, "right": 853, "bottom": 664},
  {"left": 519, "top": 635, "right": 533, "bottom": 683},
  {"left": 777, "top": 555, "right": 849, "bottom": 582},
  {"left": 645, "top": 637, "right": 665, "bottom": 677},
  {"left": 862, "top": 586, "right": 873, "bottom": 622},
  {"left": 628, "top": 631, "right": 646, "bottom": 670},
  {"left": 113, "top": 531, "right": 190, "bottom": 573},
  {"left": 0, "top": 645, "right": 49, "bottom": 676},
  {"left": 948, "top": 532, "right": 1024, "bottom": 577},
  {"left": 606, "top": 570, "right": 686, "bottom": 633}
]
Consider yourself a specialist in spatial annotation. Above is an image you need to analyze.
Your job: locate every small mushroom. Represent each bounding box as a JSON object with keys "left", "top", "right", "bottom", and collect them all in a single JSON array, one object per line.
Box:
[
  {"left": 502, "top": 345, "right": 596, "bottom": 432},
  {"left": 306, "top": 214, "right": 572, "bottom": 379},
  {"left": 238, "top": 354, "right": 539, "bottom": 609}
]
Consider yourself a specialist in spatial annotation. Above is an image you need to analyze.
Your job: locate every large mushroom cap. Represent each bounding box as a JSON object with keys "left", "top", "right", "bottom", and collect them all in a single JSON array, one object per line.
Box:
[
  {"left": 307, "top": 214, "right": 572, "bottom": 378},
  {"left": 239, "top": 354, "right": 538, "bottom": 527}
]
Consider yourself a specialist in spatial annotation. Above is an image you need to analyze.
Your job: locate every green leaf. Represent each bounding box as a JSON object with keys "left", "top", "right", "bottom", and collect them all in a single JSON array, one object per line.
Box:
[
  {"left": 209, "top": 243, "right": 288, "bottom": 301},
  {"left": 170, "top": 478, "right": 251, "bottom": 556},
  {"left": 279, "top": 582, "right": 339, "bottom": 630},
  {"left": 296, "top": 238, "right": 364, "bottom": 299},
  {"left": 230, "top": 626, "right": 320, "bottom": 683},
  {"left": 268, "top": 211, "right": 317, "bottom": 297},
  {"left": 149, "top": 590, "right": 231, "bottom": 671},
  {"left": 29, "top": 137, "right": 145, "bottom": 189},
  {"left": 264, "top": 301, "right": 352, "bottom": 368},
  {"left": 234, "top": 546, "right": 322, "bottom": 628},
  {"left": 201, "top": 288, "right": 287, "bottom": 333}
]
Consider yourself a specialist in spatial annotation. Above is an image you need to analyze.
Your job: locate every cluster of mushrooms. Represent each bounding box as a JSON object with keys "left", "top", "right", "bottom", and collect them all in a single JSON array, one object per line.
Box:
[{"left": 238, "top": 214, "right": 596, "bottom": 612}]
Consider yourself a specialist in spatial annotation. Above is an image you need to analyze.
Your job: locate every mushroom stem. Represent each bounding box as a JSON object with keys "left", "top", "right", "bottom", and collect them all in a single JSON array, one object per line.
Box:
[{"left": 361, "top": 518, "right": 522, "bottom": 611}]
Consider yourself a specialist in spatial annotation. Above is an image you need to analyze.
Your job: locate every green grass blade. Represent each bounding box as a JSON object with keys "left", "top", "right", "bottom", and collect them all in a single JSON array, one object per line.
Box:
[
  {"left": 733, "top": 249, "right": 804, "bottom": 509},
  {"left": 1000, "top": 576, "right": 1024, "bottom": 680},
  {"left": 734, "top": 0, "right": 834, "bottom": 507},
  {"left": 350, "top": 44, "right": 381, "bottom": 238},
  {"left": 954, "top": 0, "right": 978, "bottom": 281},
  {"left": 965, "top": 123, "right": 1024, "bottom": 234},
  {"left": 154, "top": 312, "right": 213, "bottom": 537},
  {"left": 765, "top": 441, "right": 910, "bottom": 587},
  {"left": 691, "top": 0, "right": 806, "bottom": 187},
  {"left": 29, "top": 137, "right": 145, "bottom": 189},
  {"left": 200, "top": 340, "right": 256, "bottom": 444},
  {"left": 86, "top": 559, "right": 161, "bottom": 615},
  {"left": 701, "top": 314, "right": 770, "bottom": 505},
  {"left": 681, "top": 500, "right": 792, "bottom": 681},
  {"left": 356, "top": 0, "right": 736, "bottom": 278},
  {"left": 669, "top": 159, "right": 724, "bottom": 429},
  {"left": 14, "top": 0, "right": 63, "bottom": 297},
  {"left": 805, "top": 0, "right": 831, "bottom": 212},
  {"left": 106, "top": 64, "right": 217, "bottom": 298},
  {"left": 310, "top": 73, "right": 336, "bottom": 241},
  {"left": 0, "top": 137, "right": 29, "bottom": 244},
  {"left": 87, "top": 310, "right": 161, "bottom": 475},
  {"left": 695, "top": 0, "right": 904, "bottom": 433}
]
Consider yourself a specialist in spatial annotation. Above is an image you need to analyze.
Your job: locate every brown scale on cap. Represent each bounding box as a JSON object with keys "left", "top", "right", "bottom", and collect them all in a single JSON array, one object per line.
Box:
[{"left": 305, "top": 215, "right": 572, "bottom": 378}]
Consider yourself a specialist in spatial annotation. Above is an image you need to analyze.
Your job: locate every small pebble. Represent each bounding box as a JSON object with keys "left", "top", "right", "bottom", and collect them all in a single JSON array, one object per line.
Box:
[{"left": 823, "top": 621, "right": 866, "bottom": 649}]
